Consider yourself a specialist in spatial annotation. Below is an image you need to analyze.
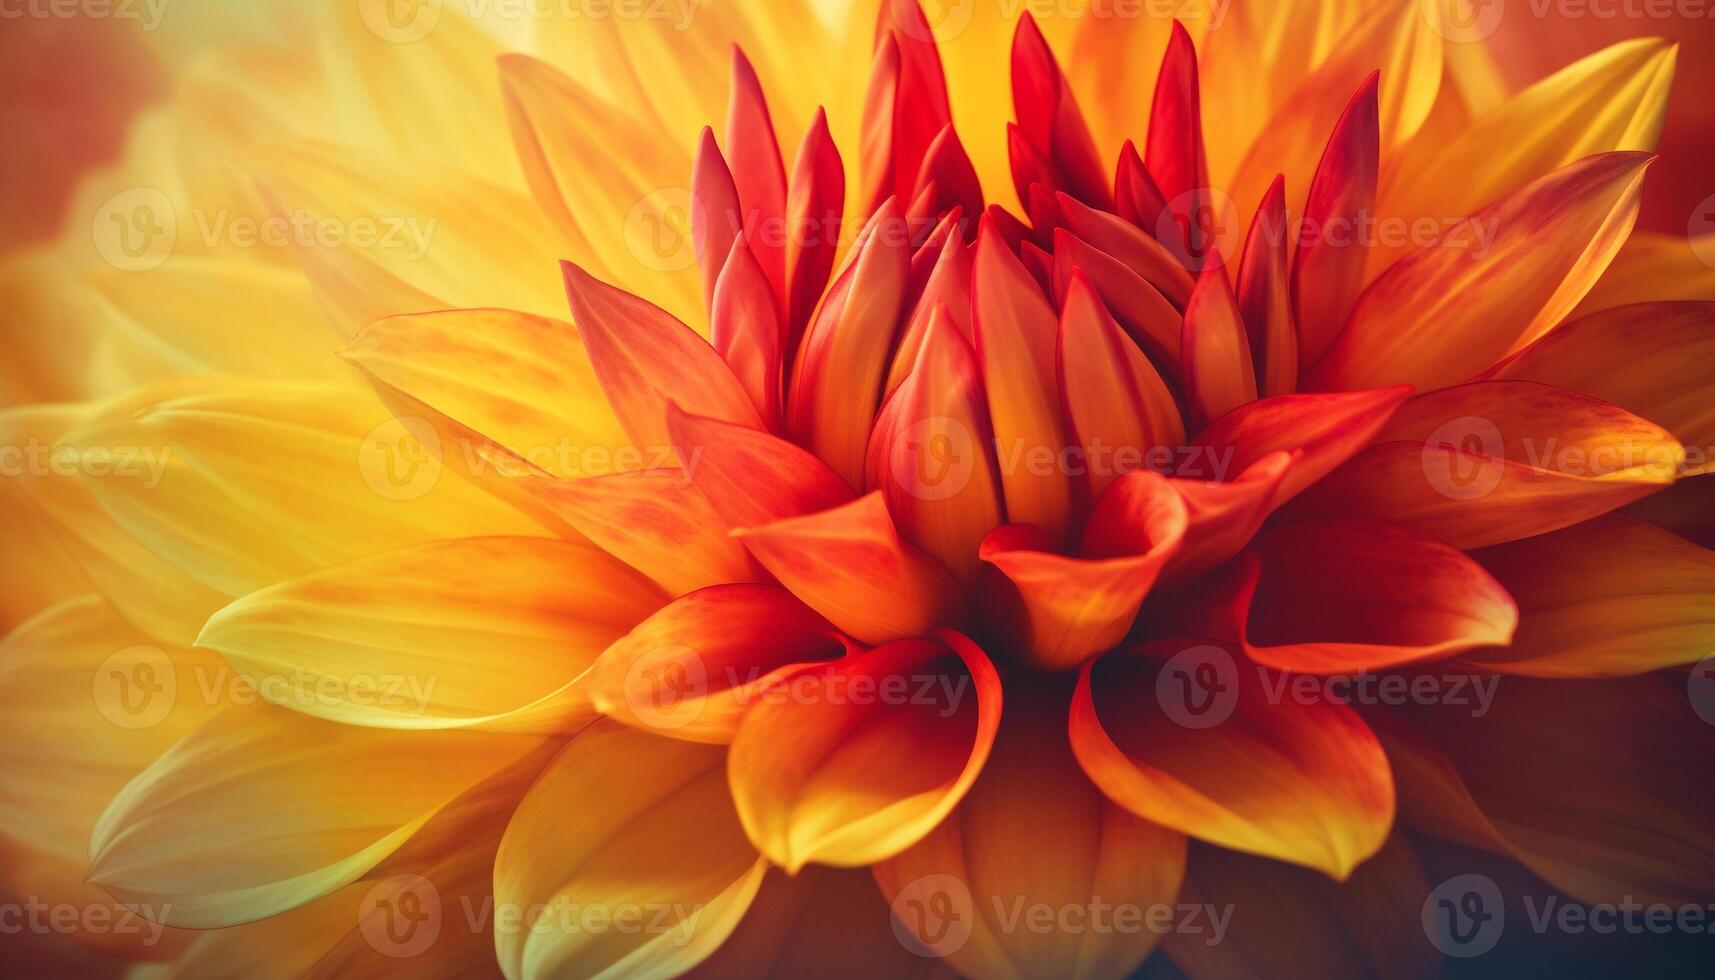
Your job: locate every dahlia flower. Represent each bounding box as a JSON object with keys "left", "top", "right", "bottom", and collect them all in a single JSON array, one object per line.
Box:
[{"left": 3, "top": 1, "right": 1714, "bottom": 978}]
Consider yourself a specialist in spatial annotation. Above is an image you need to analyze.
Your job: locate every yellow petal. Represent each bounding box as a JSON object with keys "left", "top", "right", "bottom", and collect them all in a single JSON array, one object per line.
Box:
[
  {"left": 494, "top": 722, "right": 767, "bottom": 980},
  {"left": 342, "top": 307, "right": 627, "bottom": 480},
  {"left": 198, "top": 536, "right": 662, "bottom": 731},
  {"left": 88, "top": 708, "right": 542, "bottom": 927}
]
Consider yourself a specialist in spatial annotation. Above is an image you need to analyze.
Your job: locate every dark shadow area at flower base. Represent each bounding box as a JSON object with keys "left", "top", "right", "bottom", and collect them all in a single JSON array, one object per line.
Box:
[{"left": 1131, "top": 834, "right": 1712, "bottom": 979}]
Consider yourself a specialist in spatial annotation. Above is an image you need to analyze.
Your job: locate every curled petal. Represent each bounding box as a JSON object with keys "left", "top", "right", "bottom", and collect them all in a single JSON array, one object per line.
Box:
[
  {"left": 1071, "top": 641, "right": 1394, "bottom": 879},
  {"left": 728, "top": 630, "right": 1000, "bottom": 870},
  {"left": 734, "top": 493, "right": 961, "bottom": 645},
  {"left": 1159, "top": 452, "right": 1297, "bottom": 584},
  {"left": 980, "top": 472, "right": 1187, "bottom": 670},
  {"left": 587, "top": 584, "right": 845, "bottom": 743},
  {"left": 1173, "top": 518, "right": 1518, "bottom": 674}
]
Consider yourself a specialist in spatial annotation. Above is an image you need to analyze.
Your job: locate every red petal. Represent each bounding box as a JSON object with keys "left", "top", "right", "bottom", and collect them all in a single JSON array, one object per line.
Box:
[
  {"left": 692, "top": 127, "right": 744, "bottom": 316},
  {"left": 710, "top": 239, "right": 785, "bottom": 431},
  {"left": 784, "top": 108, "right": 846, "bottom": 347},
  {"left": 1182, "top": 264, "right": 1258, "bottom": 430},
  {"left": 1055, "top": 191, "right": 1195, "bottom": 308},
  {"left": 1051, "top": 228, "right": 1182, "bottom": 366},
  {"left": 1293, "top": 72, "right": 1380, "bottom": 366},
  {"left": 1010, "top": 14, "right": 1111, "bottom": 209},
  {"left": 1115, "top": 139, "right": 1168, "bottom": 231},
  {"left": 1192, "top": 386, "right": 1412, "bottom": 504},
  {"left": 1146, "top": 22, "right": 1210, "bottom": 265},
  {"left": 726, "top": 48, "right": 789, "bottom": 315},
  {"left": 1234, "top": 175, "right": 1298, "bottom": 397}
]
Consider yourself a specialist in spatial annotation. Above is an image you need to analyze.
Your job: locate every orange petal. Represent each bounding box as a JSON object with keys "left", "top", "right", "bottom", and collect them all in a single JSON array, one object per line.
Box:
[
  {"left": 1307, "top": 152, "right": 1651, "bottom": 392},
  {"left": 980, "top": 473, "right": 1187, "bottom": 670},
  {"left": 1192, "top": 386, "right": 1412, "bottom": 504},
  {"left": 1181, "top": 264, "right": 1258, "bottom": 430},
  {"left": 734, "top": 493, "right": 961, "bottom": 645},
  {"left": 875, "top": 682, "right": 1186, "bottom": 980},
  {"left": 885, "top": 229, "right": 973, "bottom": 394},
  {"left": 1051, "top": 228, "right": 1183, "bottom": 366},
  {"left": 973, "top": 218, "right": 1074, "bottom": 545},
  {"left": 711, "top": 238, "right": 786, "bottom": 431},
  {"left": 788, "top": 201, "right": 912, "bottom": 486},
  {"left": 1070, "top": 640, "right": 1394, "bottom": 878},
  {"left": 1467, "top": 514, "right": 1715, "bottom": 677},
  {"left": 1172, "top": 518, "right": 1518, "bottom": 674},
  {"left": 726, "top": 47, "right": 790, "bottom": 313},
  {"left": 1292, "top": 73, "right": 1380, "bottom": 366},
  {"left": 587, "top": 584, "right": 845, "bottom": 743},
  {"left": 524, "top": 469, "right": 761, "bottom": 596},
  {"left": 1058, "top": 273, "right": 1186, "bottom": 502},
  {"left": 667, "top": 404, "right": 853, "bottom": 530},
  {"left": 1234, "top": 175, "right": 1298, "bottom": 397},
  {"left": 1486, "top": 301, "right": 1715, "bottom": 459},
  {"left": 784, "top": 109, "right": 846, "bottom": 344},
  {"left": 563, "top": 261, "right": 762, "bottom": 447},
  {"left": 1289, "top": 380, "right": 1685, "bottom": 548},
  {"left": 1386, "top": 674, "right": 1715, "bottom": 905},
  {"left": 866, "top": 309, "right": 1003, "bottom": 586},
  {"left": 728, "top": 630, "right": 1000, "bottom": 870},
  {"left": 1161, "top": 452, "right": 1297, "bottom": 585}
]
